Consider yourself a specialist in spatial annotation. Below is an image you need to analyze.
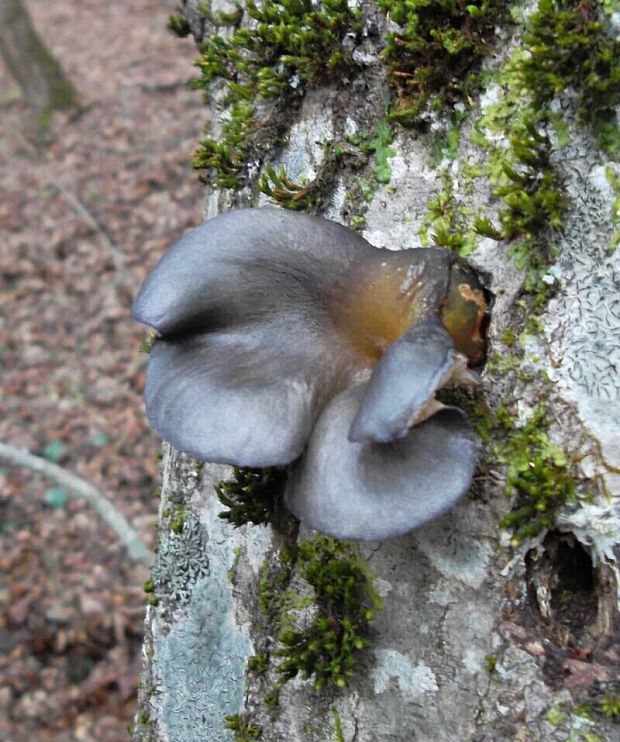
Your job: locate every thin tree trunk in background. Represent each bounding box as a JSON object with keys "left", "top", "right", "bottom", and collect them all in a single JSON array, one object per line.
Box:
[{"left": 0, "top": 0, "right": 77, "bottom": 120}]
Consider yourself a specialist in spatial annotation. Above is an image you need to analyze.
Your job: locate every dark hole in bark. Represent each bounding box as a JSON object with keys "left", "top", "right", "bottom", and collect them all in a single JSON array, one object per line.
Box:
[{"left": 526, "top": 530, "right": 598, "bottom": 640}]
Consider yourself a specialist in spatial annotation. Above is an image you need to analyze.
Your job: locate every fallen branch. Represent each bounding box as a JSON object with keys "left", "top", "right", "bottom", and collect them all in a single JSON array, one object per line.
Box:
[{"left": 0, "top": 441, "right": 153, "bottom": 566}]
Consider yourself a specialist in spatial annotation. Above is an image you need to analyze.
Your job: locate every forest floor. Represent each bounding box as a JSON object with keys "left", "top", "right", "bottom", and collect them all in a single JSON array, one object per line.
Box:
[{"left": 0, "top": 1, "right": 207, "bottom": 739}]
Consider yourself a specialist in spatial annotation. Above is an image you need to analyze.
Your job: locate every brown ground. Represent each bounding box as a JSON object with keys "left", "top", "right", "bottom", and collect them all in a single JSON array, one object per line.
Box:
[{"left": 0, "top": 1, "right": 206, "bottom": 739}]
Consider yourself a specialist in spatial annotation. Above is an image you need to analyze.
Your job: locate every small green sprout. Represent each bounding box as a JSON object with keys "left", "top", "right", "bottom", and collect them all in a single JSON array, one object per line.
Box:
[
  {"left": 484, "top": 655, "right": 497, "bottom": 674},
  {"left": 364, "top": 120, "right": 395, "bottom": 184},
  {"left": 259, "top": 167, "right": 322, "bottom": 210}
]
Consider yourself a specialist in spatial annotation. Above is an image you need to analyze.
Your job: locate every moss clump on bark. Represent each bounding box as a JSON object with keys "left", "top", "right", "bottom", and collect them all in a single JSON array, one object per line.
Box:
[
  {"left": 215, "top": 467, "right": 287, "bottom": 528},
  {"left": 377, "top": 0, "right": 511, "bottom": 123},
  {"left": 167, "top": 11, "right": 191, "bottom": 38},
  {"left": 224, "top": 714, "right": 263, "bottom": 740},
  {"left": 275, "top": 536, "right": 383, "bottom": 690},
  {"left": 515, "top": 0, "right": 620, "bottom": 156},
  {"left": 491, "top": 404, "right": 577, "bottom": 544},
  {"left": 251, "top": 536, "right": 383, "bottom": 700},
  {"left": 189, "top": 0, "right": 362, "bottom": 187}
]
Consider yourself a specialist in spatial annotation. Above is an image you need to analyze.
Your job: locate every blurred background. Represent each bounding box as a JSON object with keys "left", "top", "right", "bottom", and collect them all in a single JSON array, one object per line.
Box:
[{"left": 0, "top": 1, "right": 206, "bottom": 738}]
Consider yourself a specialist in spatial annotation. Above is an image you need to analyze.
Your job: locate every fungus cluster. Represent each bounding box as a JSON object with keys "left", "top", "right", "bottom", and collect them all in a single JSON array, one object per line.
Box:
[{"left": 133, "top": 208, "right": 487, "bottom": 540}]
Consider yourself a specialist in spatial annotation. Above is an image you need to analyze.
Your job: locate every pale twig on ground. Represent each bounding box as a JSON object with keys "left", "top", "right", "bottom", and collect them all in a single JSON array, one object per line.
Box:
[
  {"left": 0, "top": 441, "right": 153, "bottom": 566},
  {"left": 48, "top": 180, "right": 132, "bottom": 295},
  {"left": 13, "top": 126, "right": 133, "bottom": 299}
]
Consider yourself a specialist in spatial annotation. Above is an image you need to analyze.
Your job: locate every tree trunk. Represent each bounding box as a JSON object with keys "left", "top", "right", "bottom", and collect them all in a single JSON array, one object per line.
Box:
[
  {"left": 133, "top": 2, "right": 620, "bottom": 740},
  {"left": 0, "top": 0, "right": 77, "bottom": 119}
]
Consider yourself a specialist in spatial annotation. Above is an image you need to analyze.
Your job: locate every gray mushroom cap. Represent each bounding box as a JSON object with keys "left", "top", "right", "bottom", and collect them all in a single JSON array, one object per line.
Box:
[
  {"left": 285, "top": 382, "right": 479, "bottom": 541},
  {"left": 349, "top": 315, "right": 471, "bottom": 443},
  {"left": 132, "top": 208, "right": 483, "bottom": 540}
]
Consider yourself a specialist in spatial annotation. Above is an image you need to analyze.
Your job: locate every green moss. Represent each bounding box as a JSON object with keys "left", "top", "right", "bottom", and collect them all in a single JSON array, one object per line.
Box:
[
  {"left": 348, "top": 214, "right": 367, "bottom": 231},
  {"left": 215, "top": 467, "right": 286, "bottom": 527},
  {"left": 601, "top": 694, "right": 620, "bottom": 718},
  {"left": 247, "top": 652, "right": 270, "bottom": 675},
  {"left": 190, "top": 0, "right": 362, "bottom": 187},
  {"left": 139, "top": 329, "right": 159, "bottom": 354},
  {"left": 169, "top": 507, "right": 186, "bottom": 534},
  {"left": 470, "top": 0, "right": 620, "bottom": 311},
  {"left": 364, "top": 120, "right": 395, "bottom": 184},
  {"left": 546, "top": 705, "right": 567, "bottom": 727},
  {"left": 516, "top": 0, "right": 620, "bottom": 156},
  {"left": 263, "top": 685, "right": 281, "bottom": 708},
  {"left": 484, "top": 655, "right": 497, "bottom": 674},
  {"left": 252, "top": 538, "right": 382, "bottom": 696},
  {"left": 377, "top": 0, "right": 511, "bottom": 123},
  {"left": 224, "top": 714, "right": 262, "bottom": 740},
  {"left": 428, "top": 122, "right": 463, "bottom": 168},
  {"left": 501, "top": 328, "right": 517, "bottom": 347},
  {"left": 143, "top": 579, "right": 155, "bottom": 593},
  {"left": 273, "top": 536, "right": 383, "bottom": 690},
  {"left": 167, "top": 11, "right": 191, "bottom": 37},
  {"left": 257, "top": 552, "right": 295, "bottom": 616},
  {"left": 494, "top": 406, "right": 577, "bottom": 544},
  {"left": 474, "top": 110, "right": 566, "bottom": 309},
  {"left": 332, "top": 708, "right": 345, "bottom": 742},
  {"left": 137, "top": 710, "right": 152, "bottom": 725},
  {"left": 419, "top": 174, "right": 478, "bottom": 257},
  {"left": 259, "top": 166, "right": 323, "bottom": 210},
  {"left": 227, "top": 545, "right": 244, "bottom": 583},
  {"left": 492, "top": 119, "right": 566, "bottom": 240}
]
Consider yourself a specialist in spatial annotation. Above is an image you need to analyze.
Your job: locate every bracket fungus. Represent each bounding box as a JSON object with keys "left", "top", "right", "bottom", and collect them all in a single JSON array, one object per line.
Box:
[{"left": 133, "top": 208, "right": 488, "bottom": 541}]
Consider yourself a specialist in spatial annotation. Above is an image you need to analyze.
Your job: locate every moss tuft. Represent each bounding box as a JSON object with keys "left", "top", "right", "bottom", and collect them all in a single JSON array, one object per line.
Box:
[
  {"left": 190, "top": 0, "right": 362, "bottom": 187},
  {"left": 224, "top": 714, "right": 262, "bottom": 740},
  {"left": 215, "top": 467, "right": 286, "bottom": 527},
  {"left": 259, "top": 166, "right": 323, "bottom": 209},
  {"left": 419, "top": 173, "right": 478, "bottom": 257},
  {"left": 475, "top": 112, "right": 567, "bottom": 308},
  {"left": 601, "top": 694, "right": 620, "bottom": 718},
  {"left": 377, "top": 0, "right": 511, "bottom": 123},
  {"left": 606, "top": 166, "right": 620, "bottom": 252},
  {"left": 494, "top": 406, "right": 577, "bottom": 544},
  {"left": 167, "top": 11, "right": 191, "bottom": 37},
  {"left": 515, "top": 0, "right": 620, "bottom": 156},
  {"left": 139, "top": 329, "right": 159, "bottom": 354},
  {"left": 246, "top": 652, "right": 270, "bottom": 675},
  {"left": 364, "top": 119, "right": 395, "bottom": 184},
  {"left": 273, "top": 536, "right": 383, "bottom": 690}
]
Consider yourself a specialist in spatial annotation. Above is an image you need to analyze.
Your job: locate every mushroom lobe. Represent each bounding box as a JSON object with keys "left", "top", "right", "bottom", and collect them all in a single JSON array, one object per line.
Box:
[{"left": 132, "top": 208, "right": 486, "bottom": 540}]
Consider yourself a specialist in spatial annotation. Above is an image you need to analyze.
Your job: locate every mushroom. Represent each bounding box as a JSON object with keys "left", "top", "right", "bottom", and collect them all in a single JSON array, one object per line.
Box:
[{"left": 133, "top": 208, "right": 487, "bottom": 541}]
